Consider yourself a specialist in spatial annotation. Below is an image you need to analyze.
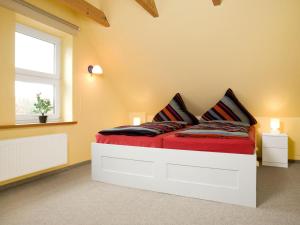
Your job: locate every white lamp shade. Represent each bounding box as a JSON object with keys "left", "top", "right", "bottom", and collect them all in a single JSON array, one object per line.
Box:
[
  {"left": 270, "top": 118, "right": 280, "bottom": 134},
  {"left": 133, "top": 117, "right": 141, "bottom": 126},
  {"left": 92, "top": 65, "right": 103, "bottom": 74}
]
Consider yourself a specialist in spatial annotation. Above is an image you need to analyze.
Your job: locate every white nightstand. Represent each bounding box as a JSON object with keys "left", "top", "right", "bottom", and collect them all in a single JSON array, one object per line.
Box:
[{"left": 262, "top": 133, "right": 288, "bottom": 168}]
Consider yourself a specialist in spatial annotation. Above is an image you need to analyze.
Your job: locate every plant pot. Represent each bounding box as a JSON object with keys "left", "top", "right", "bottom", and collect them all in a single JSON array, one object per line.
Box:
[{"left": 39, "top": 115, "right": 48, "bottom": 123}]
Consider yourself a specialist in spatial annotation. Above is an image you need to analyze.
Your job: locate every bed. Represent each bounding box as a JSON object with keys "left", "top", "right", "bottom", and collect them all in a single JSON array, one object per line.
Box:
[{"left": 92, "top": 123, "right": 256, "bottom": 208}]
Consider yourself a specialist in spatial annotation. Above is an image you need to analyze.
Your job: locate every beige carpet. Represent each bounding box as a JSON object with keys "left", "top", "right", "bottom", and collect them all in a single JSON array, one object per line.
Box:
[{"left": 1, "top": 163, "right": 300, "bottom": 225}]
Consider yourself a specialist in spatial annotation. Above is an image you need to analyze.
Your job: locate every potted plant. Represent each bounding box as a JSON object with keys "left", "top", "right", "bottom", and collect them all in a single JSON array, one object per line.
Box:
[{"left": 33, "top": 93, "right": 53, "bottom": 123}]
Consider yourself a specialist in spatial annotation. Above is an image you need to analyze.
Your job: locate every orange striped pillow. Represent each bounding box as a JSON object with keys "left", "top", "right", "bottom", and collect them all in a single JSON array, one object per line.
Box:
[
  {"left": 201, "top": 89, "right": 257, "bottom": 125},
  {"left": 153, "top": 93, "right": 199, "bottom": 125}
]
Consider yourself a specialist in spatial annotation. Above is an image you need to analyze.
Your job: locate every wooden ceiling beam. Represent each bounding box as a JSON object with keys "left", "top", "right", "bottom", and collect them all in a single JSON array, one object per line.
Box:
[
  {"left": 135, "top": 0, "right": 159, "bottom": 17},
  {"left": 55, "top": 0, "right": 110, "bottom": 27},
  {"left": 212, "top": 0, "right": 222, "bottom": 6}
]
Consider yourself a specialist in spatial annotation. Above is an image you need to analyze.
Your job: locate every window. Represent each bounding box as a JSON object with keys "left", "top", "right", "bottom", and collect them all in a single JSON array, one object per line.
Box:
[{"left": 15, "top": 24, "right": 61, "bottom": 122}]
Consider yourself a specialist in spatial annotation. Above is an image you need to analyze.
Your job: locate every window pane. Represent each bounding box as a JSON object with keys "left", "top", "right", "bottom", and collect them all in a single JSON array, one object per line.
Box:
[
  {"left": 15, "top": 32, "right": 55, "bottom": 74},
  {"left": 15, "top": 81, "right": 54, "bottom": 116}
]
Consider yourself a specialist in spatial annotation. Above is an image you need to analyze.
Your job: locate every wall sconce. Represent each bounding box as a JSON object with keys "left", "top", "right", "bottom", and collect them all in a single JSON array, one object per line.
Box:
[
  {"left": 270, "top": 118, "right": 280, "bottom": 134},
  {"left": 88, "top": 65, "right": 103, "bottom": 76}
]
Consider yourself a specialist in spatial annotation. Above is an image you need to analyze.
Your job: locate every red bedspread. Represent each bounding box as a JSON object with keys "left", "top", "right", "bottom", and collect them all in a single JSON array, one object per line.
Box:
[
  {"left": 96, "top": 131, "right": 178, "bottom": 148},
  {"left": 96, "top": 126, "right": 256, "bottom": 155},
  {"left": 163, "top": 126, "right": 256, "bottom": 154}
]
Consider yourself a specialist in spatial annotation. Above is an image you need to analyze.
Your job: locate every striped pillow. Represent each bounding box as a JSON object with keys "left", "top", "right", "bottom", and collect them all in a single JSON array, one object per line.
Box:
[
  {"left": 175, "top": 120, "right": 250, "bottom": 139},
  {"left": 201, "top": 89, "right": 257, "bottom": 125},
  {"left": 153, "top": 93, "right": 199, "bottom": 125}
]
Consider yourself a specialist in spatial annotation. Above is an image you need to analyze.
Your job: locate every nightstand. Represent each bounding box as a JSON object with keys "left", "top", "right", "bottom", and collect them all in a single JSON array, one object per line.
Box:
[{"left": 262, "top": 133, "right": 288, "bottom": 168}]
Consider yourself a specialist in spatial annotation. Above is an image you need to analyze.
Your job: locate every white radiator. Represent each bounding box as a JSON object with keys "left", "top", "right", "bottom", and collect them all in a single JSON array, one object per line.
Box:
[{"left": 0, "top": 133, "right": 67, "bottom": 182}]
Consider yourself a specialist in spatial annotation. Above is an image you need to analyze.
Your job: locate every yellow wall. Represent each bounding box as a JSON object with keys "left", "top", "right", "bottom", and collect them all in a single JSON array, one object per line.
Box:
[
  {"left": 0, "top": 7, "right": 15, "bottom": 124},
  {"left": 88, "top": 0, "right": 300, "bottom": 159},
  {"left": 86, "top": 0, "right": 300, "bottom": 116},
  {"left": 0, "top": 1, "right": 127, "bottom": 185}
]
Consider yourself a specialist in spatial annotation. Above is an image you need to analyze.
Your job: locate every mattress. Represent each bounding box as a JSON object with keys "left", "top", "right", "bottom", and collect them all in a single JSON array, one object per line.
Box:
[
  {"left": 95, "top": 131, "right": 178, "bottom": 148},
  {"left": 163, "top": 126, "right": 256, "bottom": 154}
]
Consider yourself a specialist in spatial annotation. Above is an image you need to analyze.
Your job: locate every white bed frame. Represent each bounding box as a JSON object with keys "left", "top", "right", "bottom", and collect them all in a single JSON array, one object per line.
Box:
[{"left": 92, "top": 143, "right": 256, "bottom": 207}]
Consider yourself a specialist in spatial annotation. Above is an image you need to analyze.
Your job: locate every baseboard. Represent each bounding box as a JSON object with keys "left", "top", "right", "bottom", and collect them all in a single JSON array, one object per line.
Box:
[
  {"left": 0, "top": 160, "right": 91, "bottom": 191},
  {"left": 257, "top": 157, "right": 300, "bottom": 163},
  {"left": 288, "top": 159, "right": 300, "bottom": 163}
]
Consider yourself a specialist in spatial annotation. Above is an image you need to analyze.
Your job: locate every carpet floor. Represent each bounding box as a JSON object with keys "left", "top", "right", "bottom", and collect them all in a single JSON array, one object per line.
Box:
[{"left": 1, "top": 163, "right": 300, "bottom": 225}]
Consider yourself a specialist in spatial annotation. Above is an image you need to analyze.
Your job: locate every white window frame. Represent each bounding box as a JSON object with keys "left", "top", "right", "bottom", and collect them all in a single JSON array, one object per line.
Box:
[{"left": 15, "top": 23, "right": 61, "bottom": 123}]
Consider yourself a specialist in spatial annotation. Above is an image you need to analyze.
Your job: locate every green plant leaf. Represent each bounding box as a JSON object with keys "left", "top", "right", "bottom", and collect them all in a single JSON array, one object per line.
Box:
[{"left": 32, "top": 93, "right": 53, "bottom": 115}]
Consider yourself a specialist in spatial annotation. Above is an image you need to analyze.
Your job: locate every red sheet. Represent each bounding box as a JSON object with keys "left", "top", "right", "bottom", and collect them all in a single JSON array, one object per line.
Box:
[
  {"left": 163, "top": 126, "right": 256, "bottom": 154},
  {"left": 96, "top": 131, "right": 178, "bottom": 148},
  {"left": 96, "top": 126, "right": 256, "bottom": 154}
]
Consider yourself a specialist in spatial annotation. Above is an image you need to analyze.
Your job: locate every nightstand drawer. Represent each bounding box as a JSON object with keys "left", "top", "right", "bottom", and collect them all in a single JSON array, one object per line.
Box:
[
  {"left": 262, "top": 136, "right": 288, "bottom": 149},
  {"left": 262, "top": 148, "right": 287, "bottom": 163}
]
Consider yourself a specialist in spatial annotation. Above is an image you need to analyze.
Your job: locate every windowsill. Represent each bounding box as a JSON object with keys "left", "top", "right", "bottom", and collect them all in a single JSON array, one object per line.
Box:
[{"left": 0, "top": 121, "right": 77, "bottom": 129}]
